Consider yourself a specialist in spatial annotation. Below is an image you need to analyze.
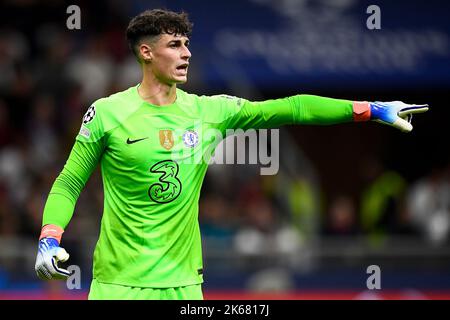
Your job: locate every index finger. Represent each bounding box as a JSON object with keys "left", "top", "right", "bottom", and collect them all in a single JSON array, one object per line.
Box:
[{"left": 398, "top": 104, "right": 429, "bottom": 117}]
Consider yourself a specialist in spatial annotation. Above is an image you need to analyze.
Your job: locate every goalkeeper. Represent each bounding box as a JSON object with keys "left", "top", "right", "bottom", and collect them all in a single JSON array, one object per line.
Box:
[{"left": 34, "top": 9, "right": 428, "bottom": 299}]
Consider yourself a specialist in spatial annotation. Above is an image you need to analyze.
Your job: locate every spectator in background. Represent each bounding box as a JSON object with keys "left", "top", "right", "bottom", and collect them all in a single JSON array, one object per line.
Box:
[
  {"left": 0, "top": 29, "right": 29, "bottom": 94},
  {"left": 27, "top": 94, "right": 60, "bottom": 171},
  {"left": 325, "top": 194, "right": 359, "bottom": 236},
  {"left": 359, "top": 157, "right": 415, "bottom": 245},
  {"left": 33, "top": 26, "right": 72, "bottom": 99},
  {"left": 234, "top": 177, "right": 302, "bottom": 264},
  {"left": 0, "top": 185, "right": 19, "bottom": 236},
  {"left": 407, "top": 165, "right": 450, "bottom": 246},
  {"left": 66, "top": 35, "right": 115, "bottom": 104},
  {"left": 0, "top": 133, "right": 30, "bottom": 207},
  {"left": 199, "top": 193, "right": 236, "bottom": 249}
]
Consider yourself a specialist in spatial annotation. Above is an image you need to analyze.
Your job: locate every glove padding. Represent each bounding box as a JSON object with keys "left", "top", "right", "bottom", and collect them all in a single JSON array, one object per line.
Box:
[
  {"left": 35, "top": 237, "right": 71, "bottom": 280},
  {"left": 370, "top": 101, "right": 429, "bottom": 132}
]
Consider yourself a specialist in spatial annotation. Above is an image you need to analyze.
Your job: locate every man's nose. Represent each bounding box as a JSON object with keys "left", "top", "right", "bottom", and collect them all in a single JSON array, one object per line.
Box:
[{"left": 182, "top": 46, "right": 191, "bottom": 60}]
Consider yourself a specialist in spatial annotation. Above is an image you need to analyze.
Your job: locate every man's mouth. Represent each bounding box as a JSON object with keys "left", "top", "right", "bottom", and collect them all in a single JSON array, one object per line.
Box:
[{"left": 176, "top": 63, "right": 189, "bottom": 71}]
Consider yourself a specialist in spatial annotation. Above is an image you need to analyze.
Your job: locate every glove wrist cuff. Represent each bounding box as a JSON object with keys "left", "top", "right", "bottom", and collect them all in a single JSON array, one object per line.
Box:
[
  {"left": 39, "top": 224, "right": 64, "bottom": 243},
  {"left": 352, "top": 101, "right": 371, "bottom": 122}
]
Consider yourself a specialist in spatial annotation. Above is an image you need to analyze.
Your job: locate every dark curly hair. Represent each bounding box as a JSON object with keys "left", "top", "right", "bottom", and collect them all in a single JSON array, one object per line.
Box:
[{"left": 126, "top": 9, "right": 193, "bottom": 60}]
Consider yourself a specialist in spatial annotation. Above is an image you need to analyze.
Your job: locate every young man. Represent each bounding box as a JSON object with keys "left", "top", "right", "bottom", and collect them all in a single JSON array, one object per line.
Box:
[{"left": 35, "top": 9, "right": 428, "bottom": 299}]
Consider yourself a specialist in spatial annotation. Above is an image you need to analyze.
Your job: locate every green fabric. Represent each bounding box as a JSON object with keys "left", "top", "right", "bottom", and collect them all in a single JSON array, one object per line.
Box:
[
  {"left": 43, "top": 140, "right": 103, "bottom": 228},
  {"left": 293, "top": 94, "right": 353, "bottom": 125},
  {"left": 88, "top": 279, "right": 203, "bottom": 300},
  {"left": 42, "top": 84, "right": 353, "bottom": 288}
]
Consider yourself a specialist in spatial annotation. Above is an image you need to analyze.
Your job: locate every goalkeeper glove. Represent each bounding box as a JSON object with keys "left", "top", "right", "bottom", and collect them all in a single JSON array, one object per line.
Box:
[
  {"left": 35, "top": 224, "right": 71, "bottom": 280},
  {"left": 370, "top": 101, "right": 429, "bottom": 132},
  {"left": 354, "top": 101, "right": 429, "bottom": 132}
]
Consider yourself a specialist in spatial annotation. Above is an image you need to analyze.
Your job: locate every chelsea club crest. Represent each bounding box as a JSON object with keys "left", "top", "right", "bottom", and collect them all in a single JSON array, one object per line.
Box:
[{"left": 182, "top": 130, "right": 199, "bottom": 148}]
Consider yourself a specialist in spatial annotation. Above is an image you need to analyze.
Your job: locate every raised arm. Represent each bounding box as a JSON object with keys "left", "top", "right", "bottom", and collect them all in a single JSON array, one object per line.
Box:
[{"left": 216, "top": 94, "right": 428, "bottom": 132}]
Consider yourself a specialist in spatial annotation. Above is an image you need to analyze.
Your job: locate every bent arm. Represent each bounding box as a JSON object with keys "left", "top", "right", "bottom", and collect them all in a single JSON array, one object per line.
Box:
[{"left": 42, "top": 139, "right": 104, "bottom": 229}]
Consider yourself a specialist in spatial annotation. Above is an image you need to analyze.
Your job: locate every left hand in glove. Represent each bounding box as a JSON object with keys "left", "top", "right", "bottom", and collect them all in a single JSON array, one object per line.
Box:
[{"left": 370, "top": 101, "right": 429, "bottom": 132}]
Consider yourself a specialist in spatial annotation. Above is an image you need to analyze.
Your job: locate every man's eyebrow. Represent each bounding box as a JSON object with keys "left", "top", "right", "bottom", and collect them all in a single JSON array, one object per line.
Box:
[{"left": 168, "top": 39, "right": 190, "bottom": 45}]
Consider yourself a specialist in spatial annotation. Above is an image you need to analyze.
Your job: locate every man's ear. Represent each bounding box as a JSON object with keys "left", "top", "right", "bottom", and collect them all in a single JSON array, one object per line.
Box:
[{"left": 139, "top": 43, "right": 153, "bottom": 63}]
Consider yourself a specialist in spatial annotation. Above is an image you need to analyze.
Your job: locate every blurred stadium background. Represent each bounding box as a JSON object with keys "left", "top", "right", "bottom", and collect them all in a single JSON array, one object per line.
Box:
[{"left": 0, "top": 0, "right": 449, "bottom": 300}]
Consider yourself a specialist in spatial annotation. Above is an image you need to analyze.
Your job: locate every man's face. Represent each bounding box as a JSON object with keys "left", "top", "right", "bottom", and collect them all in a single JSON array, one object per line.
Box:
[{"left": 146, "top": 33, "right": 191, "bottom": 85}]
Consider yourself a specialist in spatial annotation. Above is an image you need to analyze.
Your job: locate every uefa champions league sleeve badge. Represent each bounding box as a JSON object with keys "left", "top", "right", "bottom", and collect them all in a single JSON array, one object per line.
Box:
[{"left": 82, "top": 105, "right": 96, "bottom": 124}]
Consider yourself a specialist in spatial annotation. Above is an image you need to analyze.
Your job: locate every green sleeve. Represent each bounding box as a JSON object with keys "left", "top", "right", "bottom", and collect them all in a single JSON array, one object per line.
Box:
[
  {"left": 42, "top": 139, "right": 104, "bottom": 228},
  {"left": 223, "top": 94, "right": 354, "bottom": 130}
]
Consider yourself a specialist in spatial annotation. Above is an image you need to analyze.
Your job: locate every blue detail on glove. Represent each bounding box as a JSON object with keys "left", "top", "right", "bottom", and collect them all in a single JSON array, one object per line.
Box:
[{"left": 35, "top": 237, "right": 71, "bottom": 280}]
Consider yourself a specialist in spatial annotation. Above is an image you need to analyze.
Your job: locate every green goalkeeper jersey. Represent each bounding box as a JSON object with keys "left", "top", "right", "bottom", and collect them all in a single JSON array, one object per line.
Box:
[{"left": 42, "top": 84, "right": 354, "bottom": 288}]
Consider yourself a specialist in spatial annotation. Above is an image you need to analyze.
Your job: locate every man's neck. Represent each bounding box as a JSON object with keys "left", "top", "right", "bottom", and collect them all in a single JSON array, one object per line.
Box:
[{"left": 138, "top": 72, "right": 177, "bottom": 106}]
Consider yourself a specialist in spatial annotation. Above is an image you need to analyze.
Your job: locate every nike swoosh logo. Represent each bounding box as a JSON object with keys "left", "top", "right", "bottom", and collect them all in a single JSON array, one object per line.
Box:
[{"left": 126, "top": 137, "right": 149, "bottom": 144}]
